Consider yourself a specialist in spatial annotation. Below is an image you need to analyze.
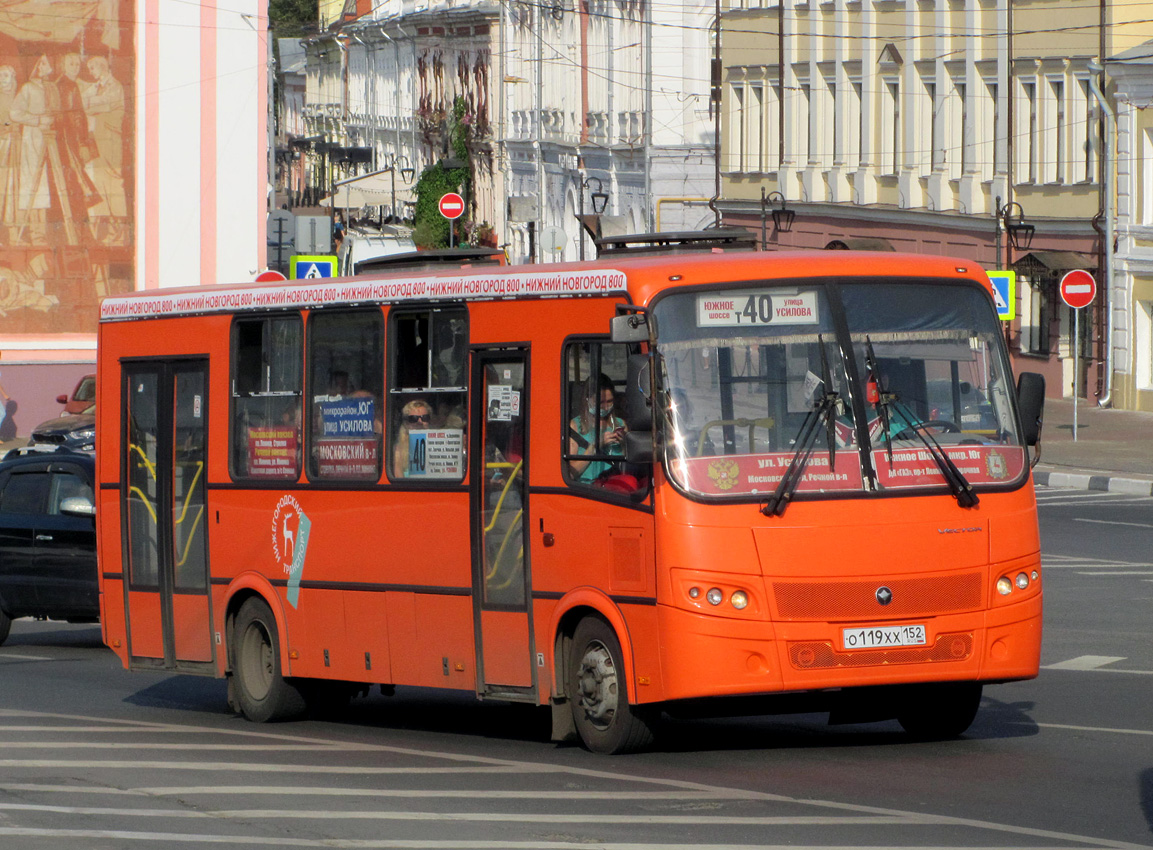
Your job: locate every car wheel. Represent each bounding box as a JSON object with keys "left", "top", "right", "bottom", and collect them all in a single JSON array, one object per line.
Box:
[
  {"left": 231, "top": 597, "right": 306, "bottom": 722},
  {"left": 568, "top": 616, "right": 656, "bottom": 754}
]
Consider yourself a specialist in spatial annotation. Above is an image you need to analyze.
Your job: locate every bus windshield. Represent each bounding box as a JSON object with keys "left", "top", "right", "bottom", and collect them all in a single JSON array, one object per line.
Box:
[{"left": 654, "top": 279, "right": 1027, "bottom": 502}]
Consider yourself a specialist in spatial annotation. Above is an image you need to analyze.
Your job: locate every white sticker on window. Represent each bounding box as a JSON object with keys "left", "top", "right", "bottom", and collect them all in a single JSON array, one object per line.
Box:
[{"left": 697, "top": 291, "right": 820, "bottom": 327}]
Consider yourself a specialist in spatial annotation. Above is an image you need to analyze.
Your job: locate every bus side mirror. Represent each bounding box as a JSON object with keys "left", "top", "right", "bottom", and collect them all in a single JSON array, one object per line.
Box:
[
  {"left": 1016, "top": 372, "right": 1045, "bottom": 447},
  {"left": 611, "top": 312, "right": 648, "bottom": 343}
]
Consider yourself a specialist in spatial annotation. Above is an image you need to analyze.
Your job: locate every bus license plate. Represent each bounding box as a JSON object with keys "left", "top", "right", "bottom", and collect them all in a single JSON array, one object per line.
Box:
[{"left": 842, "top": 624, "right": 927, "bottom": 650}]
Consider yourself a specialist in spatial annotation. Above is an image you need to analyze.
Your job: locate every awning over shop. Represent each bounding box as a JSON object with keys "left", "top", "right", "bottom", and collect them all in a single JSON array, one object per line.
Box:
[
  {"left": 1013, "top": 250, "right": 1095, "bottom": 271},
  {"left": 321, "top": 169, "right": 415, "bottom": 211},
  {"left": 824, "top": 237, "right": 896, "bottom": 251}
]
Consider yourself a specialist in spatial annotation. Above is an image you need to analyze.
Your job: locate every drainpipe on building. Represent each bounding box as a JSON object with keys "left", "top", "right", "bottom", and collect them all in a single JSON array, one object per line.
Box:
[{"left": 1087, "top": 61, "right": 1115, "bottom": 408}]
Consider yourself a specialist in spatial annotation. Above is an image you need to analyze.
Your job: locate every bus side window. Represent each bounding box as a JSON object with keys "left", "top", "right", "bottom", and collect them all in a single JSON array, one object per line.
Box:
[
  {"left": 562, "top": 339, "right": 640, "bottom": 493},
  {"left": 306, "top": 309, "right": 385, "bottom": 481},
  {"left": 230, "top": 315, "right": 303, "bottom": 480},
  {"left": 387, "top": 307, "right": 468, "bottom": 482}
]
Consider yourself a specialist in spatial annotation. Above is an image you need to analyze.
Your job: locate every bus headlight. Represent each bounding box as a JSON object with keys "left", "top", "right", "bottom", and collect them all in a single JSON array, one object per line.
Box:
[
  {"left": 730, "top": 590, "right": 749, "bottom": 610},
  {"left": 1015, "top": 572, "right": 1030, "bottom": 590},
  {"left": 706, "top": 588, "right": 723, "bottom": 606},
  {"left": 996, "top": 576, "right": 1013, "bottom": 596}
]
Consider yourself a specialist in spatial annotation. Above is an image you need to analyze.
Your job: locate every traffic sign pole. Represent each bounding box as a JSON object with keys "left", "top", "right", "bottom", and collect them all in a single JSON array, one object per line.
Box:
[
  {"left": 1059, "top": 270, "right": 1098, "bottom": 442},
  {"left": 438, "top": 192, "right": 465, "bottom": 251}
]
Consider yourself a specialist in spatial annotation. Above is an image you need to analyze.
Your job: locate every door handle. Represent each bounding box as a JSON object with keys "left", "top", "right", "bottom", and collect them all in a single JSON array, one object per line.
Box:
[{"left": 35, "top": 534, "right": 53, "bottom": 541}]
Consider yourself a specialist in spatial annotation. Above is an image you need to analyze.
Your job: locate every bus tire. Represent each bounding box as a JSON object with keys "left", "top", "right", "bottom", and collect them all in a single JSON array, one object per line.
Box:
[
  {"left": 0, "top": 606, "right": 10, "bottom": 647},
  {"left": 232, "top": 597, "right": 306, "bottom": 723},
  {"left": 897, "top": 682, "right": 982, "bottom": 740},
  {"left": 568, "top": 616, "right": 655, "bottom": 754}
]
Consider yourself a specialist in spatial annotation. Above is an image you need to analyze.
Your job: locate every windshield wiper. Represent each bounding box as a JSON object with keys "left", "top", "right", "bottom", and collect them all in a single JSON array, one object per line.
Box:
[
  {"left": 864, "top": 337, "right": 893, "bottom": 464},
  {"left": 864, "top": 337, "right": 978, "bottom": 508},
  {"left": 888, "top": 401, "right": 980, "bottom": 508},
  {"left": 762, "top": 337, "right": 840, "bottom": 517}
]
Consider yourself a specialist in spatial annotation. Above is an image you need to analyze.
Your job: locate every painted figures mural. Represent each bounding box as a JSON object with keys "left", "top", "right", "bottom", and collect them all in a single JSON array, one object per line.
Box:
[{"left": 0, "top": 0, "right": 133, "bottom": 328}]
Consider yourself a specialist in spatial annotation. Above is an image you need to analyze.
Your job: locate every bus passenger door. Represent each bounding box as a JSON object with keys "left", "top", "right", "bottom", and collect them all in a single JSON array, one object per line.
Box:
[
  {"left": 122, "top": 361, "right": 215, "bottom": 672},
  {"left": 470, "top": 349, "right": 535, "bottom": 696}
]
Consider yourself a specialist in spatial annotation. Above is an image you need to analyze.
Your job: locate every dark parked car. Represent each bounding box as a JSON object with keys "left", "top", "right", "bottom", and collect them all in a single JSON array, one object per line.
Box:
[
  {"left": 57, "top": 373, "right": 96, "bottom": 415},
  {"left": 29, "top": 404, "right": 96, "bottom": 453},
  {"left": 0, "top": 449, "right": 98, "bottom": 645}
]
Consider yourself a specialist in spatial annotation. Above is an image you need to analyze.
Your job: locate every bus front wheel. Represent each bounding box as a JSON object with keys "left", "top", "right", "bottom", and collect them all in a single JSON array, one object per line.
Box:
[
  {"left": 232, "top": 597, "right": 306, "bottom": 723},
  {"left": 568, "top": 616, "right": 655, "bottom": 754},
  {"left": 897, "top": 682, "right": 983, "bottom": 739}
]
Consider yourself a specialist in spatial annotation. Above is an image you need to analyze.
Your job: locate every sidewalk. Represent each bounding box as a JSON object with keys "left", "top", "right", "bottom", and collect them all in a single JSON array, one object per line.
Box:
[{"left": 1031, "top": 396, "right": 1153, "bottom": 495}]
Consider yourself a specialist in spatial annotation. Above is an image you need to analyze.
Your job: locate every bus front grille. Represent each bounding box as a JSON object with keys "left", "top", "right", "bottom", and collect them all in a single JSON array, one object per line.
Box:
[
  {"left": 772, "top": 572, "right": 982, "bottom": 620},
  {"left": 788, "top": 632, "right": 974, "bottom": 670}
]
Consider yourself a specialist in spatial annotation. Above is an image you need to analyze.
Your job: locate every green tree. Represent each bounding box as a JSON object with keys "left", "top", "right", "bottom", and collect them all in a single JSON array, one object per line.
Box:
[
  {"left": 269, "top": 0, "right": 317, "bottom": 40},
  {"left": 412, "top": 97, "right": 473, "bottom": 249}
]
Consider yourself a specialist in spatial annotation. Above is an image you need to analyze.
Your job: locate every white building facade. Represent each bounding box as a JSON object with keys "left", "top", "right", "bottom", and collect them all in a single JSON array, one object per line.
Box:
[{"left": 296, "top": 0, "right": 716, "bottom": 264}]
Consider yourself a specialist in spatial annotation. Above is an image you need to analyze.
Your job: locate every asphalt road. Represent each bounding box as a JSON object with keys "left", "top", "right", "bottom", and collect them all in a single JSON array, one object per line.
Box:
[{"left": 0, "top": 486, "right": 1150, "bottom": 849}]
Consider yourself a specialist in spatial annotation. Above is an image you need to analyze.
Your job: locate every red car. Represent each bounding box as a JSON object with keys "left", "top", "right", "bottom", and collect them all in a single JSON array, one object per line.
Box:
[{"left": 56, "top": 374, "right": 95, "bottom": 415}]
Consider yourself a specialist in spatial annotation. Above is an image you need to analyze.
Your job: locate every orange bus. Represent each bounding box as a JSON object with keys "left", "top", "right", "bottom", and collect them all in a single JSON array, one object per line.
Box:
[{"left": 95, "top": 248, "right": 1046, "bottom": 753}]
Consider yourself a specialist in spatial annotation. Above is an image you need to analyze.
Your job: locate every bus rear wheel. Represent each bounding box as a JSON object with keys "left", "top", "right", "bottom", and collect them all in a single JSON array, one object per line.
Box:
[
  {"left": 568, "top": 616, "right": 655, "bottom": 754},
  {"left": 897, "top": 682, "right": 983, "bottom": 739},
  {"left": 232, "top": 597, "right": 306, "bottom": 723}
]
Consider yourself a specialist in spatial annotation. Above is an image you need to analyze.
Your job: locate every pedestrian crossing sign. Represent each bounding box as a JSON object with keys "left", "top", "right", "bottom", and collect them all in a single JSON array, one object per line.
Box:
[
  {"left": 986, "top": 270, "right": 1015, "bottom": 321},
  {"left": 290, "top": 255, "right": 338, "bottom": 280}
]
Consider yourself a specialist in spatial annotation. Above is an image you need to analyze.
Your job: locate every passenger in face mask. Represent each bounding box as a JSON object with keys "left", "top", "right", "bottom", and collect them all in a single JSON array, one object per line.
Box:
[{"left": 567, "top": 373, "right": 626, "bottom": 483}]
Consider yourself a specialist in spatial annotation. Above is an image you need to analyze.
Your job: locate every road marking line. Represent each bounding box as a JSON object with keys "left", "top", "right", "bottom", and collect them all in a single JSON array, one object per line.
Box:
[
  {"left": 0, "top": 804, "right": 914, "bottom": 825},
  {"left": 2, "top": 785, "right": 753, "bottom": 800},
  {"left": 1076, "top": 571, "right": 1153, "bottom": 576},
  {"left": 1044, "top": 656, "right": 1126, "bottom": 670},
  {"left": 0, "top": 709, "right": 1147, "bottom": 850},
  {"left": 0, "top": 760, "right": 560, "bottom": 773},
  {"left": 0, "top": 653, "right": 52, "bottom": 662},
  {"left": 1075, "top": 518, "right": 1153, "bottom": 530},
  {"left": 1042, "top": 656, "right": 1153, "bottom": 675},
  {"left": 1033, "top": 722, "right": 1153, "bottom": 737},
  {"left": 0, "top": 742, "right": 354, "bottom": 750},
  {"left": 0, "top": 830, "right": 1112, "bottom": 849}
]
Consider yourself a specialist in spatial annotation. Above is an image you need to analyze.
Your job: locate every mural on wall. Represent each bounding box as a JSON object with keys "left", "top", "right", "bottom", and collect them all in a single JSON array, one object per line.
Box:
[{"left": 0, "top": 0, "right": 133, "bottom": 332}]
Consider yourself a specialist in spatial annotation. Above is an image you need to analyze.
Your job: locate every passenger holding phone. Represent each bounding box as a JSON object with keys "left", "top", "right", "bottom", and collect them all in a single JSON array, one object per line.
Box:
[{"left": 568, "top": 374, "right": 626, "bottom": 483}]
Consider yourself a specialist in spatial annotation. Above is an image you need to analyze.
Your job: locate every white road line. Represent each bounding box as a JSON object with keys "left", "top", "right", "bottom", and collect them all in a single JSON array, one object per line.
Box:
[
  {"left": 0, "top": 653, "right": 51, "bottom": 662},
  {"left": 0, "top": 710, "right": 1147, "bottom": 850},
  {"left": 0, "top": 834, "right": 1112, "bottom": 850},
  {"left": 0, "top": 804, "right": 913, "bottom": 825},
  {"left": 0, "top": 742, "right": 354, "bottom": 750},
  {"left": 2, "top": 785, "right": 753, "bottom": 800},
  {"left": 1044, "top": 656, "right": 1126, "bottom": 670},
  {"left": 1034, "top": 722, "right": 1153, "bottom": 737},
  {"left": 1076, "top": 571, "right": 1153, "bottom": 576},
  {"left": 1043, "top": 656, "right": 1153, "bottom": 676},
  {"left": 0, "top": 759, "right": 560, "bottom": 773},
  {"left": 1075, "top": 518, "right": 1153, "bottom": 530}
]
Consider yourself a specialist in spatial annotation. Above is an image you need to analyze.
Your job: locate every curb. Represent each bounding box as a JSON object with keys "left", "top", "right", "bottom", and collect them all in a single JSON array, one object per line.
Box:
[{"left": 1033, "top": 469, "right": 1153, "bottom": 496}]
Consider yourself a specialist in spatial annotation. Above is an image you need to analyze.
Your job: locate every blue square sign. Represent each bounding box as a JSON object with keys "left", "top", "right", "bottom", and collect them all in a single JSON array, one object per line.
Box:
[
  {"left": 290, "top": 255, "right": 338, "bottom": 280},
  {"left": 987, "top": 270, "right": 1015, "bottom": 321}
]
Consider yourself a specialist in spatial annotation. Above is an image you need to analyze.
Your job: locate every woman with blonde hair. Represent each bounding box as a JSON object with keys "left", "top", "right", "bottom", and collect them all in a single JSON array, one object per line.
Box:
[{"left": 392, "top": 398, "right": 433, "bottom": 478}]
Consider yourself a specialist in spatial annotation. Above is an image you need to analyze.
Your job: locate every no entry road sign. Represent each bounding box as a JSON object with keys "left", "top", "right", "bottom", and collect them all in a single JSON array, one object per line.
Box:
[
  {"left": 1059, "top": 269, "right": 1096, "bottom": 309},
  {"left": 438, "top": 192, "right": 465, "bottom": 220}
]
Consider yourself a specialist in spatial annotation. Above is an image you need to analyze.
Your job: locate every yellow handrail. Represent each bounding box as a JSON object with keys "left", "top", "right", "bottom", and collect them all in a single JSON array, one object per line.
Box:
[{"left": 483, "top": 460, "right": 522, "bottom": 534}]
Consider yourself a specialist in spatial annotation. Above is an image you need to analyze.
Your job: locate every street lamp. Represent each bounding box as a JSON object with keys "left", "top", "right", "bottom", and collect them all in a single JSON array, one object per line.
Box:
[
  {"left": 578, "top": 176, "right": 609, "bottom": 261},
  {"left": 760, "top": 188, "right": 794, "bottom": 249},
  {"left": 387, "top": 154, "right": 414, "bottom": 223},
  {"left": 998, "top": 199, "right": 1034, "bottom": 251}
]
